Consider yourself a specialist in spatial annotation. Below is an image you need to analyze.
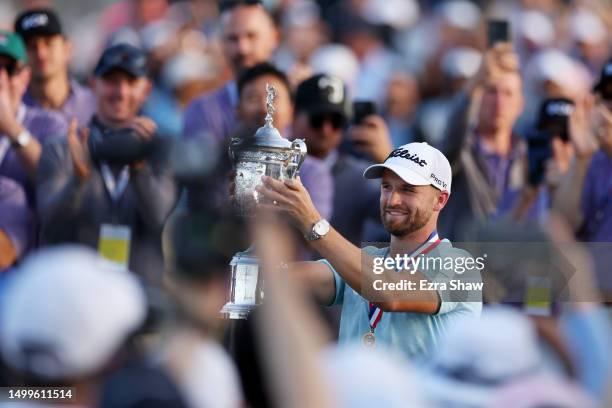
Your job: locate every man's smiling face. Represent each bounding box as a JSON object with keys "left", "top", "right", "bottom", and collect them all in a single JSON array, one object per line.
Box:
[{"left": 379, "top": 169, "right": 440, "bottom": 238}]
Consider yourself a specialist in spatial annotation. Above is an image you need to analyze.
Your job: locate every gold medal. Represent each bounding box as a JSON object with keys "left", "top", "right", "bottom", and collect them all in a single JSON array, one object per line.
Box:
[{"left": 362, "top": 331, "right": 376, "bottom": 348}]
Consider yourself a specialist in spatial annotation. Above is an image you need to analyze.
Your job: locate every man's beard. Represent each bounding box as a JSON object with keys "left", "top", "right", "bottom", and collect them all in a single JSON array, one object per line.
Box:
[{"left": 380, "top": 205, "right": 433, "bottom": 237}]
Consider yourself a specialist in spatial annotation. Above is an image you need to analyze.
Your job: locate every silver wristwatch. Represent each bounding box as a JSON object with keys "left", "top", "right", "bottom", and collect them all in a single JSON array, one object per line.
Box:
[
  {"left": 12, "top": 130, "right": 32, "bottom": 148},
  {"left": 305, "top": 219, "right": 330, "bottom": 241}
]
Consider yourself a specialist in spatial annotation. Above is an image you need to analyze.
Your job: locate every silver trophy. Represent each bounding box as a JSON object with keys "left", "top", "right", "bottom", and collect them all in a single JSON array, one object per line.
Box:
[{"left": 221, "top": 84, "right": 307, "bottom": 319}]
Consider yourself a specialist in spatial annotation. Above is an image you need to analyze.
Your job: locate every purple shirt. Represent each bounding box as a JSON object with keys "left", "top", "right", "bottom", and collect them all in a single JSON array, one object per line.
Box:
[
  {"left": 0, "top": 104, "right": 68, "bottom": 204},
  {"left": 182, "top": 82, "right": 237, "bottom": 144},
  {"left": 23, "top": 79, "right": 96, "bottom": 126},
  {"left": 0, "top": 176, "right": 33, "bottom": 270},
  {"left": 580, "top": 150, "right": 612, "bottom": 242},
  {"left": 300, "top": 155, "right": 334, "bottom": 220}
]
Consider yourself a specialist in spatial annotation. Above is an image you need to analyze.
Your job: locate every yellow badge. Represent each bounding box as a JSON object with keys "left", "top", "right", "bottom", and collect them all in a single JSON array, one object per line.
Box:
[
  {"left": 524, "top": 276, "right": 551, "bottom": 317},
  {"left": 98, "top": 224, "right": 131, "bottom": 269}
]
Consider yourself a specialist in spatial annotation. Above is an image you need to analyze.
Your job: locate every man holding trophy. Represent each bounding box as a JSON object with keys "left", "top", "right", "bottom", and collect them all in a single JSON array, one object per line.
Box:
[
  {"left": 254, "top": 142, "right": 482, "bottom": 359},
  {"left": 228, "top": 79, "right": 481, "bottom": 359}
]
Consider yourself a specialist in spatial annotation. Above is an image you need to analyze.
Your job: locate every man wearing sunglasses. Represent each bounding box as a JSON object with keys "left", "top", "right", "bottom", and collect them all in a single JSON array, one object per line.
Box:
[
  {"left": 293, "top": 74, "right": 383, "bottom": 245},
  {"left": 0, "top": 30, "right": 67, "bottom": 207}
]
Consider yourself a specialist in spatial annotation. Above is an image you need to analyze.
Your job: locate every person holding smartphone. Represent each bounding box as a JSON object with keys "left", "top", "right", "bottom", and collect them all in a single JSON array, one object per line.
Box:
[{"left": 437, "top": 21, "right": 529, "bottom": 239}]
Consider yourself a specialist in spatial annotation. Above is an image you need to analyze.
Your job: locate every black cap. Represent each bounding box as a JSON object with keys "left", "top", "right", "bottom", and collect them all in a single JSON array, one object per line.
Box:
[
  {"left": 593, "top": 58, "right": 612, "bottom": 94},
  {"left": 15, "top": 8, "right": 63, "bottom": 40},
  {"left": 94, "top": 43, "right": 148, "bottom": 78},
  {"left": 294, "top": 74, "right": 349, "bottom": 117},
  {"left": 537, "top": 98, "right": 574, "bottom": 139}
]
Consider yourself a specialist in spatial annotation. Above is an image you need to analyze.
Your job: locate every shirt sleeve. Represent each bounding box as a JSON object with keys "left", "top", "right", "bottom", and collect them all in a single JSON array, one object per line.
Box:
[
  {"left": 430, "top": 244, "right": 483, "bottom": 316},
  {"left": 0, "top": 177, "right": 32, "bottom": 259},
  {"left": 317, "top": 258, "right": 345, "bottom": 306}
]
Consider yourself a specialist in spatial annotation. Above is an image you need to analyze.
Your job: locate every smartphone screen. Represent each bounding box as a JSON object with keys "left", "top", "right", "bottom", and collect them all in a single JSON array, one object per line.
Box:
[
  {"left": 487, "top": 20, "right": 510, "bottom": 47},
  {"left": 352, "top": 101, "right": 377, "bottom": 125},
  {"left": 527, "top": 130, "right": 553, "bottom": 185}
]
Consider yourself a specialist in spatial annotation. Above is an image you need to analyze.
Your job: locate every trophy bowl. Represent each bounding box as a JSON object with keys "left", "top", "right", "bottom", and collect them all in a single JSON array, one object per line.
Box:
[{"left": 230, "top": 84, "right": 306, "bottom": 217}]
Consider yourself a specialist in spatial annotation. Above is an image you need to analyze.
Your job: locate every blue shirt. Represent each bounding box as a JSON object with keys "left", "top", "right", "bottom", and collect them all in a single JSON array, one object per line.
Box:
[
  {"left": 580, "top": 150, "right": 612, "bottom": 242},
  {"left": 182, "top": 82, "right": 237, "bottom": 144},
  {"left": 322, "top": 241, "right": 482, "bottom": 360},
  {"left": 23, "top": 79, "right": 96, "bottom": 126},
  {"left": 0, "top": 104, "right": 67, "bottom": 206}
]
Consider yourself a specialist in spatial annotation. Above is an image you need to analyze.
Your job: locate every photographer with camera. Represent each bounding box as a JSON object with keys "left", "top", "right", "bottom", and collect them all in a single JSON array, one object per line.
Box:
[
  {"left": 506, "top": 98, "right": 575, "bottom": 222},
  {"left": 36, "top": 44, "right": 178, "bottom": 285}
]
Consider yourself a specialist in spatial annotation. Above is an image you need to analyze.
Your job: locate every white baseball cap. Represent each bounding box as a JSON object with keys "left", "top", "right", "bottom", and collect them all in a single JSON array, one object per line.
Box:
[
  {"left": 0, "top": 245, "right": 146, "bottom": 380},
  {"left": 363, "top": 142, "right": 452, "bottom": 193}
]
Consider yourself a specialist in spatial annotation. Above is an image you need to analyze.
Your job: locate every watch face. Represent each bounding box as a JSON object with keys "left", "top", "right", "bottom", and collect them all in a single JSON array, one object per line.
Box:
[{"left": 314, "top": 220, "right": 329, "bottom": 236}]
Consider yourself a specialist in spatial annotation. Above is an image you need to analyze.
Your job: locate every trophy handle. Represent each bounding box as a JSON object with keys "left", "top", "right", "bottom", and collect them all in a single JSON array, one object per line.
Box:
[
  {"left": 287, "top": 139, "right": 307, "bottom": 178},
  {"left": 228, "top": 137, "right": 242, "bottom": 164}
]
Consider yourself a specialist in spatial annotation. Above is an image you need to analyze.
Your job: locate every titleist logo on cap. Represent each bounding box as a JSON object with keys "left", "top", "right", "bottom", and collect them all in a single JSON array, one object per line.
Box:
[
  {"left": 21, "top": 14, "right": 49, "bottom": 30},
  {"left": 387, "top": 148, "right": 427, "bottom": 167}
]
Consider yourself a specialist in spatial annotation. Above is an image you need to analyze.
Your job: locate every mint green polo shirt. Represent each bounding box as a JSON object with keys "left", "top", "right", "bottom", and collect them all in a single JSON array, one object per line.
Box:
[{"left": 321, "top": 239, "right": 482, "bottom": 361}]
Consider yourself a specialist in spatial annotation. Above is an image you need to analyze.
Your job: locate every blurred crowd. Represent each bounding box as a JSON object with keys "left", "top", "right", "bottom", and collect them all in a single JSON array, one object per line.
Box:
[{"left": 0, "top": 0, "right": 611, "bottom": 406}]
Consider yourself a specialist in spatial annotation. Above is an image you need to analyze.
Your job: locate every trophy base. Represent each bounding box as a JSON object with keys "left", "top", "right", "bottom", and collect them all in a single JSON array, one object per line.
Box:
[{"left": 220, "top": 302, "right": 256, "bottom": 320}]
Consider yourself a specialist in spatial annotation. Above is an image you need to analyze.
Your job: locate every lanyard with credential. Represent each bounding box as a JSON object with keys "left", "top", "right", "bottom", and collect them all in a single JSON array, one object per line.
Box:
[
  {"left": 0, "top": 105, "right": 26, "bottom": 167},
  {"left": 363, "top": 230, "right": 442, "bottom": 348},
  {"left": 100, "top": 162, "right": 130, "bottom": 209}
]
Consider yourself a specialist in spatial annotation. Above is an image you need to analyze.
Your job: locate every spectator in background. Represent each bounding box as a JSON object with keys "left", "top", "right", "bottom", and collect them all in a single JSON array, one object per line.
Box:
[
  {"left": 182, "top": 0, "right": 279, "bottom": 144},
  {"left": 569, "top": 9, "right": 609, "bottom": 76},
  {"left": 554, "top": 58, "right": 612, "bottom": 243},
  {"left": 438, "top": 43, "right": 527, "bottom": 240},
  {"left": 37, "top": 44, "right": 177, "bottom": 286},
  {"left": 337, "top": 16, "right": 402, "bottom": 106},
  {"left": 381, "top": 71, "right": 420, "bottom": 147},
  {"left": 415, "top": 0, "right": 482, "bottom": 100},
  {"left": 294, "top": 74, "right": 388, "bottom": 245},
  {"left": 15, "top": 8, "right": 96, "bottom": 126},
  {"left": 0, "top": 177, "right": 32, "bottom": 273},
  {"left": 161, "top": 52, "right": 218, "bottom": 112},
  {"left": 139, "top": 20, "right": 184, "bottom": 139},
  {"left": 235, "top": 62, "right": 334, "bottom": 223},
  {"left": 308, "top": 43, "right": 360, "bottom": 95},
  {"left": 0, "top": 246, "right": 147, "bottom": 406},
  {"left": 513, "top": 9, "right": 555, "bottom": 63},
  {"left": 519, "top": 48, "right": 591, "bottom": 134},
  {"left": 506, "top": 98, "right": 575, "bottom": 222},
  {"left": 235, "top": 62, "right": 294, "bottom": 137},
  {"left": 0, "top": 30, "right": 67, "bottom": 206},
  {"left": 274, "top": 0, "right": 328, "bottom": 88},
  {"left": 414, "top": 46, "right": 482, "bottom": 147}
]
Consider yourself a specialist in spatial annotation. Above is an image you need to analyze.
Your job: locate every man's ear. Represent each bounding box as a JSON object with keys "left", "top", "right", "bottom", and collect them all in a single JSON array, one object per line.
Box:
[
  {"left": 434, "top": 190, "right": 450, "bottom": 212},
  {"left": 138, "top": 78, "right": 152, "bottom": 103}
]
